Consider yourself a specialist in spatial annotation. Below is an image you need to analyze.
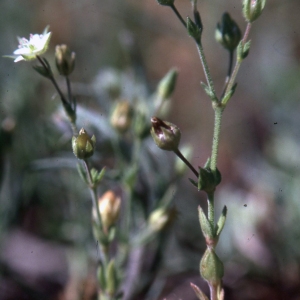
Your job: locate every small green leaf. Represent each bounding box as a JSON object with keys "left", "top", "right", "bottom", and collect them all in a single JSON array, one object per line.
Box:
[
  {"left": 242, "top": 40, "right": 251, "bottom": 59},
  {"left": 90, "top": 168, "right": 98, "bottom": 182},
  {"left": 204, "top": 157, "right": 211, "bottom": 169},
  {"left": 123, "top": 164, "right": 138, "bottom": 188},
  {"left": 32, "top": 65, "right": 52, "bottom": 78},
  {"left": 216, "top": 206, "right": 227, "bottom": 237},
  {"left": 198, "top": 206, "right": 214, "bottom": 240},
  {"left": 76, "top": 163, "right": 88, "bottom": 184},
  {"left": 189, "top": 178, "right": 198, "bottom": 188},
  {"left": 221, "top": 82, "right": 237, "bottom": 105},
  {"left": 200, "top": 82, "right": 217, "bottom": 101},
  {"left": 106, "top": 260, "right": 118, "bottom": 296},
  {"left": 157, "top": 68, "right": 178, "bottom": 99},
  {"left": 237, "top": 40, "right": 251, "bottom": 62},
  {"left": 95, "top": 167, "right": 106, "bottom": 184},
  {"left": 97, "top": 265, "right": 106, "bottom": 290},
  {"left": 90, "top": 167, "right": 106, "bottom": 185}
]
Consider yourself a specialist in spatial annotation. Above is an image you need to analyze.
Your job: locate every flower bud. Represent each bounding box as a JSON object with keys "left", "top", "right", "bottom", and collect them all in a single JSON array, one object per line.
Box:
[
  {"left": 150, "top": 117, "right": 181, "bottom": 151},
  {"left": 133, "top": 109, "right": 151, "bottom": 140},
  {"left": 215, "top": 13, "right": 241, "bottom": 51},
  {"left": 156, "top": 0, "right": 175, "bottom": 6},
  {"left": 94, "top": 191, "right": 121, "bottom": 233},
  {"left": 157, "top": 69, "right": 178, "bottom": 100},
  {"left": 243, "top": 0, "right": 266, "bottom": 23},
  {"left": 148, "top": 208, "right": 169, "bottom": 232},
  {"left": 200, "top": 248, "right": 224, "bottom": 286},
  {"left": 198, "top": 167, "right": 216, "bottom": 193},
  {"left": 72, "top": 128, "right": 96, "bottom": 159},
  {"left": 110, "top": 100, "right": 133, "bottom": 134},
  {"left": 55, "top": 44, "right": 76, "bottom": 76}
]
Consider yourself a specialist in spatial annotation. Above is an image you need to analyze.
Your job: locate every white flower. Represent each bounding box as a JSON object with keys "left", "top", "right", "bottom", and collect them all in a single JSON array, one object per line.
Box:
[{"left": 9, "top": 26, "right": 52, "bottom": 62}]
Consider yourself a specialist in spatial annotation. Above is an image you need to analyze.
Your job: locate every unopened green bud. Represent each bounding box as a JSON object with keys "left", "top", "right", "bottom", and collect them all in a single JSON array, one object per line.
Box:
[
  {"left": 156, "top": 0, "right": 174, "bottom": 6},
  {"left": 72, "top": 128, "right": 96, "bottom": 159},
  {"left": 243, "top": 0, "right": 266, "bottom": 23},
  {"left": 200, "top": 248, "right": 224, "bottom": 286},
  {"left": 110, "top": 100, "right": 133, "bottom": 134},
  {"left": 150, "top": 117, "right": 181, "bottom": 151},
  {"left": 198, "top": 167, "right": 215, "bottom": 193},
  {"left": 134, "top": 109, "right": 150, "bottom": 139},
  {"left": 157, "top": 69, "right": 178, "bottom": 100},
  {"left": 215, "top": 13, "right": 241, "bottom": 51},
  {"left": 148, "top": 208, "right": 169, "bottom": 232},
  {"left": 187, "top": 17, "right": 202, "bottom": 43},
  {"left": 55, "top": 44, "right": 75, "bottom": 76}
]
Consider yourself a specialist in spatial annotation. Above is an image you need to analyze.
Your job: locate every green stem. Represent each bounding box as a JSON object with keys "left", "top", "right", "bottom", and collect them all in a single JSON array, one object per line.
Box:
[
  {"left": 224, "top": 23, "right": 252, "bottom": 97},
  {"left": 122, "top": 138, "right": 141, "bottom": 242},
  {"left": 83, "top": 159, "right": 102, "bottom": 227},
  {"left": 221, "top": 50, "right": 234, "bottom": 99},
  {"left": 36, "top": 55, "right": 67, "bottom": 104},
  {"left": 195, "top": 41, "right": 216, "bottom": 99},
  {"left": 210, "top": 107, "right": 223, "bottom": 172},
  {"left": 36, "top": 55, "right": 78, "bottom": 135},
  {"left": 66, "top": 76, "right": 75, "bottom": 109},
  {"left": 207, "top": 192, "right": 214, "bottom": 225},
  {"left": 124, "top": 184, "right": 132, "bottom": 242}
]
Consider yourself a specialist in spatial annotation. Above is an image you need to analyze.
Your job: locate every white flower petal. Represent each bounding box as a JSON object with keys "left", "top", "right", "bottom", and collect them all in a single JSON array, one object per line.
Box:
[
  {"left": 7, "top": 26, "right": 51, "bottom": 63},
  {"left": 14, "top": 56, "right": 24, "bottom": 62},
  {"left": 14, "top": 48, "right": 32, "bottom": 55}
]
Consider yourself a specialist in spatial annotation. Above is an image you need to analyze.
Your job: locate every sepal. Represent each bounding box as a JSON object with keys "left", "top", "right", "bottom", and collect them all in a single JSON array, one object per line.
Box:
[{"left": 187, "top": 17, "right": 201, "bottom": 43}]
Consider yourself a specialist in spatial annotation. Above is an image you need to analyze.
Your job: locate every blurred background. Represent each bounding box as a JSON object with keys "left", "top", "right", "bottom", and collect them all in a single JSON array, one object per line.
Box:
[{"left": 1, "top": 0, "right": 300, "bottom": 299}]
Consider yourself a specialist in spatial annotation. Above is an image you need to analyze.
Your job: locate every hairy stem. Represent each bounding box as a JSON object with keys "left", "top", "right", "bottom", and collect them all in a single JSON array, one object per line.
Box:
[
  {"left": 83, "top": 159, "right": 101, "bottom": 227},
  {"left": 195, "top": 41, "right": 216, "bottom": 99},
  {"left": 224, "top": 23, "right": 252, "bottom": 97},
  {"left": 221, "top": 50, "right": 234, "bottom": 99},
  {"left": 210, "top": 106, "right": 223, "bottom": 172},
  {"left": 207, "top": 192, "right": 215, "bottom": 225}
]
